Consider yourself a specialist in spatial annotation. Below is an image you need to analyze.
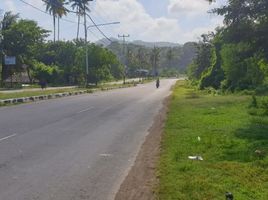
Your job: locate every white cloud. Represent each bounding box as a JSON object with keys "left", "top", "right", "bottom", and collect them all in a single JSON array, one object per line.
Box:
[
  {"left": 94, "top": 0, "right": 224, "bottom": 43},
  {"left": 0, "top": 0, "right": 226, "bottom": 43},
  {"left": 4, "top": 0, "right": 17, "bottom": 12},
  {"left": 182, "top": 17, "right": 223, "bottom": 42},
  {"left": 94, "top": 0, "right": 182, "bottom": 42},
  {"left": 168, "top": 0, "right": 210, "bottom": 17},
  {"left": 167, "top": 0, "right": 227, "bottom": 18}
]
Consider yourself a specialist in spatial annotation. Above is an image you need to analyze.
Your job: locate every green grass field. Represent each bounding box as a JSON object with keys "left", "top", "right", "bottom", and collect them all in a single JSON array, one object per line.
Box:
[{"left": 157, "top": 81, "right": 268, "bottom": 200}]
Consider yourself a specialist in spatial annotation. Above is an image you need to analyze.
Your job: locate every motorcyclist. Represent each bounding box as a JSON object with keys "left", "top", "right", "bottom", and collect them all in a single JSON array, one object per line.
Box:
[{"left": 156, "top": 78, "right": 160, "bottom": 88}]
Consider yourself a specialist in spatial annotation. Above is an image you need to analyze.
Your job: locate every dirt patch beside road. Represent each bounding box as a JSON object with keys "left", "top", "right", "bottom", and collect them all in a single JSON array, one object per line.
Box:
[{"left": 115, "top": 96, "right": 171, "bottom": 200}]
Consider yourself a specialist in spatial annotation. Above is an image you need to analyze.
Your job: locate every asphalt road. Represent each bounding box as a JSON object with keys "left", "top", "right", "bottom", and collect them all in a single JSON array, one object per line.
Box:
[{"left": 0, "top": 79, "right": 176, "bottom": 200}]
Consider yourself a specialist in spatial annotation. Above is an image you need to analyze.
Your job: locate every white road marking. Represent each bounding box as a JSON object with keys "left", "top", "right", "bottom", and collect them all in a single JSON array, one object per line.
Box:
[
  {"left": 0, "top": 134, "right": 17, "bottom": 142},
  {"left": 99, "top": 154, "right": 113, "bottom": 157},
  {"left": 77, "top": 107, "right": 94, "bottom": 114}
]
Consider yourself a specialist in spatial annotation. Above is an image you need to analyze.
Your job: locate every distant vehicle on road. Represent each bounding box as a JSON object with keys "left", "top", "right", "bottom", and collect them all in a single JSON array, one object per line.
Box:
[{"left": 156, "top": 78, "right": 160, "bottom": 88}]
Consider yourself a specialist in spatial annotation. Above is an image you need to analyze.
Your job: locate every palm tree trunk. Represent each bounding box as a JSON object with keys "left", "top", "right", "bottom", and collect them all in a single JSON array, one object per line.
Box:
[
  {"left": 26, "top": 67, "right": 32, "bottom": 84},
  {"left": 84, "top": 11, "right": 87, "bottom": 44},
  {"left": 58, "top": 16, "right": 60, "bottom": 41},
  {"left": 77, "top": 8, "right": 80, "bottom": 40},
  {"left": 53, "top": 15, "right": 56, "bottom": 42},
  {"left": 84, "top": 5, "right": 89, "bottom": 85},
  {"left": 77, "top": 15, "right": 80, "bottom": 40}
]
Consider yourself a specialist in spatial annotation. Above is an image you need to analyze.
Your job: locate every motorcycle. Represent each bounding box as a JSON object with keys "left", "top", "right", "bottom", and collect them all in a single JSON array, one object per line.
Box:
[{"left": 156, "top": 79, "right": 160, "bottom": 88}]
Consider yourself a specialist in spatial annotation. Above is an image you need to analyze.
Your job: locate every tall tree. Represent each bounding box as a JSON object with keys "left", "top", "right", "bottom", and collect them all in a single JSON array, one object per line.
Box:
[
  {"left": 81, "top": 0, "right": 92, "bottom": 43},
  {"left": 56, "top": 0, "right": 68, "bottom": 41},
  {"left": 1, "top": 11, "right": 19, "bottom": 31},
  {"left": 69, "top": 0, "right": 83, "bottom": 40},
  {"left": 150, "top": 46, "right": 161, "bottom": 76},
  {"left": 0, "top": 12, "right": 19, "bottom": 83},
  {"left": 43, "top": 0, "right": 65, "bottom": 42},
  {"left": 136, "top": 47, "right": 147, "bottom": 68},
  {"left": 166, "top": 48, "right": 174, "bottom": 68},
  {"left": 187, "top": 0, "right": 268, "bottom": 91},
  {"left": 2, "top": 19, "right": 49, "bottom": 83}
]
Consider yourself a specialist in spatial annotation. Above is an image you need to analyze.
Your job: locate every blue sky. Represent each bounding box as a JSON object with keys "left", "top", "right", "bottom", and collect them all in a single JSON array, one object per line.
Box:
[
  {"left": 138, "top": 0, "right": 168, "bottom": 17},
  {"left": 0, "top": 0, "right": 228, "bottom": 44}
]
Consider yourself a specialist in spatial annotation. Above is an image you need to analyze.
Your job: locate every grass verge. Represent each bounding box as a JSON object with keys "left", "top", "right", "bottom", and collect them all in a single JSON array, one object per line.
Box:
[
  {"left": 0, "top": 88, "right": 85, "bottom": 100},
  {"left": 157, "top": 80, "right": 268, "bottom": 200},
  {"left": 0, "top": 83, "right": 137, "bottom": 100}
]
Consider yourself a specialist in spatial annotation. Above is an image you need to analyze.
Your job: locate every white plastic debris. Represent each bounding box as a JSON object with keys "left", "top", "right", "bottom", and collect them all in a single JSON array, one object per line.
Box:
[
  {"left": 188, "top": 156, "right": 203, "bottom": 161},
  {"left": 197, "top": 136, "right": 201, "bottom": 142},
  {"left": 99, "top": 154, "right": 112, "bottom": 157}
]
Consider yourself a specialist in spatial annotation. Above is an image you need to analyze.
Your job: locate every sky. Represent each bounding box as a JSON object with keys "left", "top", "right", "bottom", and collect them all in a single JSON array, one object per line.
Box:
[{"left": 0, "top": 0, "right": 228, "bottom": 44}]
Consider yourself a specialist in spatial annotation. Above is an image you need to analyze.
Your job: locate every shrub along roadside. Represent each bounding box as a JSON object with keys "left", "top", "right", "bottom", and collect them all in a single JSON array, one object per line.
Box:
[{"left": 156, "top": 80, "right": 268, "bottom": 200}]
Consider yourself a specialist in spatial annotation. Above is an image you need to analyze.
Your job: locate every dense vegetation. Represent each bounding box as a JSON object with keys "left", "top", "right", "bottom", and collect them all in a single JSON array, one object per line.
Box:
[
  {"left": 0, "top": 11, "right": 124, "bottom": 87},
  {"left": 188, "top": 0, "right": 268, "bottom": 93},
  {"left": 107, "top": 41, "right": 197, "bottom": 76}
]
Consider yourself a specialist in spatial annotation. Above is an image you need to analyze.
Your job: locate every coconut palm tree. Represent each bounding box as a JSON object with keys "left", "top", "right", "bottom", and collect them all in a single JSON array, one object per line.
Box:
[
  {"left": 81, "top": 0, "right": 92, "bottom": 43},
  {"left": 43, "top": 0, "right": 68, "bottom": 42},
  {"left": 69, "top": 0, "right": 83, "bottom": 40},
  {"left": 56, "top": 0, "right": 68, "bottom": 41},
  {"left": 166, "top": 48, "right": 174, "bottom": 68},
  {"left": 1, "top": 11, "right": 19, "bottom": 31},
  {"left": 43, "top": 0, "right": 58, "bottom": 42},
  {"left": 150, "top": 46, "right": 161, "bottom": 77},
  {"left": 69, "top": 0, "right": 92, "bottom": 41}
]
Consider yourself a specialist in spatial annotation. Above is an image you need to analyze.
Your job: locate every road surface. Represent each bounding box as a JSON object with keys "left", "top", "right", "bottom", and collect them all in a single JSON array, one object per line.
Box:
[{"left": 0, "top": 79, "right": 176, "bottom": 200}]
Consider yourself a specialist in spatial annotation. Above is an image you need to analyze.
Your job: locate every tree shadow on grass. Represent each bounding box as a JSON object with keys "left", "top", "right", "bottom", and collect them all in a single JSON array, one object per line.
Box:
[{"left": 220, "top": 117, "right": 268, "bottom": 163}]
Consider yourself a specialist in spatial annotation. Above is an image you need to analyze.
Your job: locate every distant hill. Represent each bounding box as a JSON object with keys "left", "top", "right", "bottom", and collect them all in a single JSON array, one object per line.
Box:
[
  {"left": 131, "top": 40, "right": 181, "bottom": 48},
  {"left": 96, "top": 38, "right": 197, "bottom": 74},
  {"left": 96, "top": 38, "right": 181, "bottom": 48}
]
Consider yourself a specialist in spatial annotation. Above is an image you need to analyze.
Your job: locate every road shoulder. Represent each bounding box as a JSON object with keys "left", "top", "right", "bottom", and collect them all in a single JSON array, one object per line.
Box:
[{"left": 115, "top": 95, "right": 171, "bottom": 200}]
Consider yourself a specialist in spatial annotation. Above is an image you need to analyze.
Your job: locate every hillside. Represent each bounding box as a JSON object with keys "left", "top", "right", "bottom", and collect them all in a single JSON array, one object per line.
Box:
[{"left": 105, "top": 40, "right": 197, "bottom": 74}]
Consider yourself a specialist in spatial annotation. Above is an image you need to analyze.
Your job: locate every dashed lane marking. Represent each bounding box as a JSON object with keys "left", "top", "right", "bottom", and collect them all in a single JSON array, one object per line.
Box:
[{"left": 0, "top": 134, "right": 17, "bottom": 143}]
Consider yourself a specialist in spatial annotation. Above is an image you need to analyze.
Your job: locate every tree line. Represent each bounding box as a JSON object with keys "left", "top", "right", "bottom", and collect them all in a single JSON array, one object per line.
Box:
[
  {"left": 0, "top": 11, "right": 123, "bottom": 87},
  {"left": 107, "top": 41, "right": 196, "bottom": 77},
  {"left": 188, "top": 0, "right": 268, "bottom": 93}
]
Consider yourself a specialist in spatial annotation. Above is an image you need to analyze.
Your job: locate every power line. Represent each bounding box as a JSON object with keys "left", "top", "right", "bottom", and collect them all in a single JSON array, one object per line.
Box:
[
  {"left": 86, "top": 13, "right": 112, "bottom": 42},
  {"left": 118, "top": 34, "right": 130, "bottom": 63},
  {"left": 17, "top": 0, "right": 109, "bottom": 45},
  {"left": 88, "top": 28, "right": 109, "bottom": 45},
  {"left": 18, "top": 0, "right": 79, "bottom": 24},
  {"left": 31, "top": 0, "right": 113, "bottom": 43},
  {"left": 118, "top": 34, "right": 130, "bottom": 84},
  {"left": 94, "top": 2, "right": 127, "bottom": 36},
  {"left": 90, "top": 11, "right": 117, "bottom": 40}
]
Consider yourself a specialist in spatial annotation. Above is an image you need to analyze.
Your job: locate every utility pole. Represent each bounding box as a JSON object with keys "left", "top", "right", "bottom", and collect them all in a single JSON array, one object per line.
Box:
[
  {"left": 83, "top": 1, "right": 119, "bottom": 87},
  {"left": 84, "top": 0, "right": 93, "bottom": 87},
  {"left": 84, "top": 21, "right": 120, "bottom": 86},
  {"left": 118, "top": 34, "right": 130, "bottom": 84}
]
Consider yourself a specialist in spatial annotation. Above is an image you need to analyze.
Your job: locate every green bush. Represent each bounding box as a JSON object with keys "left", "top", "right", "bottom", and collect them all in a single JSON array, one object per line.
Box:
[
  {"left": 32, "top": 61, "right": 63, "bottom": 85},
  {"left": 249, "top": 95, "right": 258, "bottom": 108},
  {"left": 248, "top": 96, "right": 268, "bottom": 116},
  {"left": 255, "top": 84, "right": 268, "bottom": 96}
]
